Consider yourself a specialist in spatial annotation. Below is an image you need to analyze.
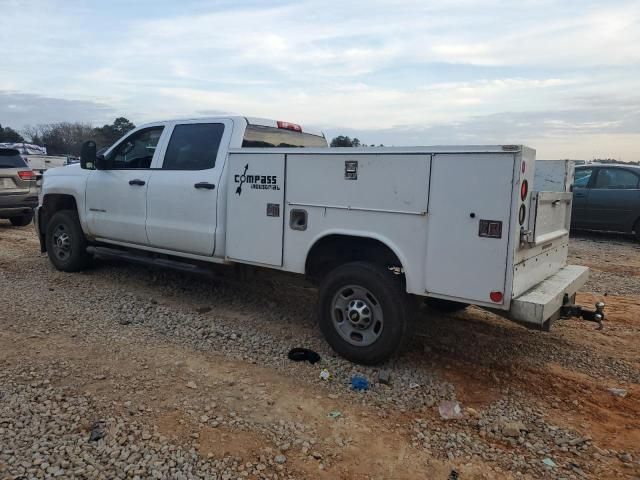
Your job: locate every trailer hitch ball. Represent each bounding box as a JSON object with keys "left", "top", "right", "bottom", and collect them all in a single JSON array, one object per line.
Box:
[{"left": 560, "top": 298, "right": 605, "bottom": 330}]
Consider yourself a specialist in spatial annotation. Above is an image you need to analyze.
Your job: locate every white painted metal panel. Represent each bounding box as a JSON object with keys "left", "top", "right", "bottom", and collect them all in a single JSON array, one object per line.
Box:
[
  {"left": 529, "top": 192, "right": 572, "bottom": 245},
  {"left": 512, "top": 242, "right": 569, "bottom": 298},
  {"left": 510, "top": 265, "right": 589, "bottom": 326},
  {"left": 534, "top": 160, "right": 575, "bottom": 192},
  {"left": 287, "top": 153, "right": 430, "bottom": 214},
  {"left": 226, "top": 153, "right": 285, "bottom": 266},
  {"left": 425, "top": 153, "right": 515, "bottom": 304}
]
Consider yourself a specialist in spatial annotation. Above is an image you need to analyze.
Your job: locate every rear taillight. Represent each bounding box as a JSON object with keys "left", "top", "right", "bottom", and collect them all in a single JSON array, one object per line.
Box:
[
  {"left": 17, "top": 170, "right": 35, "bottom": 180},
  {"left": 490, "top": 291, "right": 504, "bottom": 303},
  {"left": 277, "top": 121, "right": 302, "bottom": 132},
  {"left": 520, "top": 180, "right": 528, "bottom": 200}
]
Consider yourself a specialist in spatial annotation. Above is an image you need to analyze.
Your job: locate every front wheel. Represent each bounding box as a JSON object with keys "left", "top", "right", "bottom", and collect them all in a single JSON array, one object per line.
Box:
[
  {"left": 45, "top": 210, "right": 91, "bottom": 272},
  {"left": 318, "top": 262, "right": 409, "bottom": 365}
]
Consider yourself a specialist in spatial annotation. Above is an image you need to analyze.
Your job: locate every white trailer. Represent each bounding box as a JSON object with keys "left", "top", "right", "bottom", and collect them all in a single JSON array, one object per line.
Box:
[{"left": 35, "top": 116, "right": 604, "bottom": 364}]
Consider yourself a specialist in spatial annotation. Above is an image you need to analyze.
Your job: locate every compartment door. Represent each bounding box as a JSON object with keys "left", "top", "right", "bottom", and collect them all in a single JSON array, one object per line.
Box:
[
  {"left": 226, "top": 153, "right": 285, "bottom": 266},
  {"left": 425, "top": 153, "right": 515, "bottom": 305}
]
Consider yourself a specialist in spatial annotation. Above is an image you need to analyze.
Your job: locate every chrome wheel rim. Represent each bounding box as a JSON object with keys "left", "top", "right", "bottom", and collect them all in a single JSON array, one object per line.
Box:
[
  {"left": 52, "top": 223, "right": 72, "bottom": 261},
  {"left": 331, "top": 285, "right": 384, "bottom": 347}
]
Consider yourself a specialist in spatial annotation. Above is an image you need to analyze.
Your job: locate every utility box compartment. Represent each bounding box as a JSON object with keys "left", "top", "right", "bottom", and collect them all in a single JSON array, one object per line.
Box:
[
  {"left": 425, "top": 153, "right": 516, "bottom": 305},
  {"left": 226, "top": 153, "right": 285, "bottom": 266}
]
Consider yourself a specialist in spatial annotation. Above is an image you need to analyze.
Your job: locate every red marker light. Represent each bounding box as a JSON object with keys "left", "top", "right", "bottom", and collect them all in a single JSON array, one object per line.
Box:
[
  {"left": 17, "top": 170, "right": 35, "bottom": 180},
  {"left": 277, "top": 121, "right": 302, "bottom": 132},
  {"left": 520, "top": 180, "right": 528, "bottom": 201},
  {"left": 490, "top": 291, "right": 504, "bottom": 303}
]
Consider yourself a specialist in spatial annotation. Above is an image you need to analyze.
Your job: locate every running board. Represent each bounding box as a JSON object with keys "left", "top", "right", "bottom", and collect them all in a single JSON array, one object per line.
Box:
[{"left": 86, "top": 246, "right": 214, "bottom": 277}]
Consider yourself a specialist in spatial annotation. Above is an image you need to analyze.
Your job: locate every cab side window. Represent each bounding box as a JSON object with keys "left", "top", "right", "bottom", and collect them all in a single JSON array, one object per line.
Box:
[
  {"left": 594, "top": 168, "right": 640, "bottom": 189},
  {"left": 109, "top": 127, "right": 164, "bottom": 169},
  {"left": 162, "top": 123, "right": 225, "bottom": 170}
]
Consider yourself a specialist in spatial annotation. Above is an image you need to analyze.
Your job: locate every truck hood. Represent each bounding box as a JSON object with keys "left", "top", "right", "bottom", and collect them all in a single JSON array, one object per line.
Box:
[{"left": 43, "top": 163, "right": 87, "bottom": 177}]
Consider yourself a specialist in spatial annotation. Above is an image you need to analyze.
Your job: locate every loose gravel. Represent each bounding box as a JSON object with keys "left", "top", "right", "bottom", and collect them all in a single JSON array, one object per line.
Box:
[{"left": 1, "top": 224, "right": 639, "bottom": 479}]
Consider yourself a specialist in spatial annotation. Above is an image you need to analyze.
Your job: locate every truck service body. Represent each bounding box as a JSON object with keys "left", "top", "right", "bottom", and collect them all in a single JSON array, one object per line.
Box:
[{"left": 35, "top": 116, "right": 601, "bottom": 364}]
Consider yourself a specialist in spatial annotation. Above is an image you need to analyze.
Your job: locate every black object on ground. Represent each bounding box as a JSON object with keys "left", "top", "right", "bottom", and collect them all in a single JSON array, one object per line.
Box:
[
  {"left": 287, "top": 348, "right": 321, "bottom": 364},
  {"left": 88, "top": 420, "right": 106, "bottom": 442}
]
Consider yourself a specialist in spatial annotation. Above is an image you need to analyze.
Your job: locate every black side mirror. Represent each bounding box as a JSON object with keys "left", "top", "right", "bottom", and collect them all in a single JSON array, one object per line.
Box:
[
  {"left": 95, "top": 153, "right": 107, "bottom": 170},
  {"left": 569, "top": 184, "right": 574, "bottom": 192},
  {"left": 80, "top": 141, "right": 96, "bottom": 170}
]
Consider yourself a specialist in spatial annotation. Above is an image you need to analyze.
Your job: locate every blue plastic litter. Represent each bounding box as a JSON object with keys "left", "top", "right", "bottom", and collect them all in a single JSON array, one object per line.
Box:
[{"left": 351, "top": 375, "right": 369, "bottom": 391}]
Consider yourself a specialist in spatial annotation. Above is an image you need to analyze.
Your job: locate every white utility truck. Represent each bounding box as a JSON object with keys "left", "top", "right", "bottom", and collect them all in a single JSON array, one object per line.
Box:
[{"left": 35, "top": 116, "right": 604, "bottom": 364}]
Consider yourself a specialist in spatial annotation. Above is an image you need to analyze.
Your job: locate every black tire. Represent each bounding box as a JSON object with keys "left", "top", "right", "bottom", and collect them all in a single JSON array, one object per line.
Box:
[
  {"left": 45, "top": 210, "right": 91, "bottom": 272},
  {"left": 635, "top": 219, "right": 640, "bottom": 242},
  {"left": 318, "top": 261, "right": 409, "bottom": 365},
  {"left": 424, "top": 297, "right": 469, "bottom": 313},
  {"left": 9, "top": 211, "right": 34, "bottom": 227}
]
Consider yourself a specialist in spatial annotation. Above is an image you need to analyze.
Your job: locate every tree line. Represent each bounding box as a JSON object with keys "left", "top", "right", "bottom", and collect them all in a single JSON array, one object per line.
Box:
[{"left": 0, "top": 118, "right": 136, "bottom": 156}]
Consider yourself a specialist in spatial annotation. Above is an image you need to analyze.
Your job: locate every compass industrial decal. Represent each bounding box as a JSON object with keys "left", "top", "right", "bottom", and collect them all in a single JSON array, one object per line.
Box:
[{"left": 234, "top": 163, "right": 280, "bottom": 195}]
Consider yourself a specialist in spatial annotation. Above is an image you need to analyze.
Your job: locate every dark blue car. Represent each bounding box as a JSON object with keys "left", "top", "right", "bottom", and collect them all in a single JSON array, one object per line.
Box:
[{"left": 572, "top": 164, "right": 640, "bottom": 240}]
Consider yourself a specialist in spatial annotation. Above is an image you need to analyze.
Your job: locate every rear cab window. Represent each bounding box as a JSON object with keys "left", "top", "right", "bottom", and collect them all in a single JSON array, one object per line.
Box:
[
  {"left": 0, "top": 149, "right": 28, "bottom": 168},
  {"left": 242, "top": 125, "right": 327, "bottom": 148}
]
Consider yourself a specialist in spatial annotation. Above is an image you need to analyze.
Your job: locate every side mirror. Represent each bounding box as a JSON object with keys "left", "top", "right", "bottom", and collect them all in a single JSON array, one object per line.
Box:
[
  {"left": 569, "top": 184, "right": 574, "bottom": 192},
  {"left": 80, "top": 140, "right": 97, "bottom": 170},
  {"left": 95, "top": 153, "right": 107, "bottom": 170}
]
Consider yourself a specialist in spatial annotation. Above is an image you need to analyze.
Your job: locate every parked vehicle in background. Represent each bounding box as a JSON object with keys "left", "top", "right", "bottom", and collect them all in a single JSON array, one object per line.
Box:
[
  {"left": 0, "top": 143, "right": 69, "bottom": 177},
  {"left": 0, "top": 148, "right": 38, "bottom": 226},
  {"left": 572, "top": 164, "right": 640, "bottom": 240}
]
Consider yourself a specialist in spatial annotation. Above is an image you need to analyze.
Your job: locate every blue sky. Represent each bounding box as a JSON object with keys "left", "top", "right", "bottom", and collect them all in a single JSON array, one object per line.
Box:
[{"left": 1, "top": 0, "right": 639, "bottom": 159}]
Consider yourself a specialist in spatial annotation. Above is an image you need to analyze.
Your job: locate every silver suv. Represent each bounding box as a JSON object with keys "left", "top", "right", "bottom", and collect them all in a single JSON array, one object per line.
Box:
[{"left": 0, "top": 148, "right": 38, "bottom": 226}]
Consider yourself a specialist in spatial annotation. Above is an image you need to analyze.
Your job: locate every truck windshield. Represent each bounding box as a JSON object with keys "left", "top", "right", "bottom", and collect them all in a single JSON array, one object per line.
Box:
[
  {"left": 242, "top": 125, "right": 327, "bottom": 148},
  {"left": 0, "top": 149, "right": 27, "bottom": 168}
]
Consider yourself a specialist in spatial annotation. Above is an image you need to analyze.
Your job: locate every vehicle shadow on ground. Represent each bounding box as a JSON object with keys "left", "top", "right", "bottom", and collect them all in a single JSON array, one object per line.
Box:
[{"left": 84, "top": 256, "right": 636, "bottom": 385}]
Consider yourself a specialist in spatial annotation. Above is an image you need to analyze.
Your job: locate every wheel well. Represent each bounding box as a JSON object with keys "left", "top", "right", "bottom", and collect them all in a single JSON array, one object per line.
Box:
[
  {"left": 40, "top": 194, "right": 78, "bottom": 246},
  {"left": 305, "top": 235, "right": 404, "bottom": 282},
  {"left": 42, "top": 194, "right": 77, "bottom": 214}
]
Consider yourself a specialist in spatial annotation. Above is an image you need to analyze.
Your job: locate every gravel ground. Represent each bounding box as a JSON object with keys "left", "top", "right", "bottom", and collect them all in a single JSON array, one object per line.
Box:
[{"left": 1, "top": 223, "right": 639, "bottom": 479}]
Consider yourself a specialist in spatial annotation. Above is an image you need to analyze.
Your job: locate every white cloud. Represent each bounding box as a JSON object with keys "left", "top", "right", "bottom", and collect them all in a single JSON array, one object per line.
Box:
[{"left": 0, "top": 0, "right": 639, "bottom": 158}]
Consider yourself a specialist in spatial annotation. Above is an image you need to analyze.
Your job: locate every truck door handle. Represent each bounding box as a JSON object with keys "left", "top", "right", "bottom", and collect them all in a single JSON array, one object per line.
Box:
[
  {"left": 574, "top": 193, "right": 585, "bottom": 198},
  {"left": 129, "top": 179, "right": 146, "bottom": 186},
  {"left": 194, "top": 182, "right": 215, "bottom": 190}
]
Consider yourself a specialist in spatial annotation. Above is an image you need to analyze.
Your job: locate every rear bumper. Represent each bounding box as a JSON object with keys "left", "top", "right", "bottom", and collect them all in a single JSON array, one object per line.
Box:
[
  {"left": 509, "top": 265, "right": 589, "bottom": 327},
  {"left": 0, "top": 202, "right": 38, "bottom": 217},
  {"left": 0, "top": 188, "right": 39, "bottom": 217}
]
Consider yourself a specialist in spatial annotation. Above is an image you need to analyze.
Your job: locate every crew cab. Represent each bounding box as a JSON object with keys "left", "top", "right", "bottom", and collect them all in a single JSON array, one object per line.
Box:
[{"left": 35, "top": 116, "right": 603, "bottom": 364}]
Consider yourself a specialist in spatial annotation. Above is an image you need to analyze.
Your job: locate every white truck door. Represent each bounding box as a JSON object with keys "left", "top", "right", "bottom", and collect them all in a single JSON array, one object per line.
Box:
[
  {"left": 226, "top": 153, "right": 285, "bottom": 266},
  {"left": 425, "top": 153, "right": 515, "bottom": 306},
  {"left": 145, "top": 120, "right": 232, "bottom": 255},
  {"left": 85, "top": 126, "right": 166, "bottom": 245}
]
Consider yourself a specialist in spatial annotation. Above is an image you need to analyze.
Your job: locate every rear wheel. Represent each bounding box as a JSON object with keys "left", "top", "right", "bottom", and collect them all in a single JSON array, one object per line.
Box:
[
  {"left": 318, "top": 261, "right": 409, "bottom": 365},
  {"left": 9, "top": 211, "right": 34, "bottom": 227},
  {"left": 45, "top": 210, "right": 91, "bottom": 272},
  {"left": 635, "top": 219, "right": 640, "bottom": 242}
]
